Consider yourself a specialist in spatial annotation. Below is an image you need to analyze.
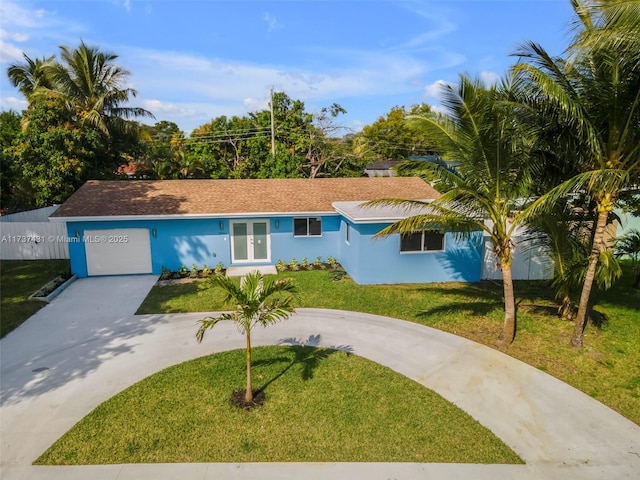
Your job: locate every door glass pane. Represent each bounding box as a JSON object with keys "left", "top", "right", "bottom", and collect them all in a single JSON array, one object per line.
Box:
[
  {"left": 253, "top": 222, "right": 268, "bottom": 259},
  {"left": 233, "top": 223, "right": 248, "bottom": 260}
]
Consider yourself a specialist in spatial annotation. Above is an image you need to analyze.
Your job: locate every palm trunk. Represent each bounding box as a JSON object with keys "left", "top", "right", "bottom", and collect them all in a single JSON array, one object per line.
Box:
[
  {"left": 496, "top": 262, "right": 517, "bottom": 347},
  {"left": 245, "top": 329, "right": 253, "bottom": 403},
  {"left": 571, "top": 208, "right": 609, "bottom": 348}
]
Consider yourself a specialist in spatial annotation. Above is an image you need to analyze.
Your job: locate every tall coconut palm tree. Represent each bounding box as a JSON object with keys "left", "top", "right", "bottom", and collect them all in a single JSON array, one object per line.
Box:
[
  {"left": 513, "top": 0, "right": 640, "bottom": 347},
  {"left": 35, "top": 41, "right": 153, "bottom": 136},
  {"left": 7, "top": 53, "right": 55, "bottom": 98},
  {"left": 196, "top": 271, "right": 299, "bottom": 405},
  {"left": 367, "top": 74, "right": 537, "bottom": 347}
]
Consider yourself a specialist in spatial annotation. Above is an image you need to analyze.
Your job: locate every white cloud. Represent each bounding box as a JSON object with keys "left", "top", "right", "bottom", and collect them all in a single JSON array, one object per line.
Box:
[
  {"left": 430, "top": 104, "right": 448, "bottom": 115},
  {"left": 263, "top": 12, "right": 282, "bottom": 33},
  {"left": 112, "top": 0, "right": 131, "bottom": 12},
  {"left": 394, "top": 3, "right": 457, "bottom": 49},
  {"left": 141, "top": 99, "right": 197, "bottom": 118},
  {"left": 479, "top": 71, "right": 501, "bottom": 86},
  {"left": 122, "top": 44, "right": 452, "bottom": 131},
  {"left": 1, "top": 29, "right": 29, "bottom": 42},
  {"left": 243, "top": 97, "right": 268, "bottom": 111},
  {"left": 0, "top": 96, "right": 27, "bottom": 111},
  {"left": 130, "top": 47, "right": 433, "bottom": 107},
  {"left": 0, "top": 2, "right": 49, "bottom": 29},
  {"left": 424, "top": 80, "right": 448, "bottom": 98},
  {"left": 0, "top": 1, "right": 86, "bottom": 66},
  {"left": 0, "top": 39, "right": 25, "bottom": 63}
]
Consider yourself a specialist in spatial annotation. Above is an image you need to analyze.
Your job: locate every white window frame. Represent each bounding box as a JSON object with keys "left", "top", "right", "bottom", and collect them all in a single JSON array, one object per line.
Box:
[
  {"left": 293, "top": 217, "right": 322, "bottom": 237},
  {"left": 399, "top": 230, "right": 445, "bottom": 254},
  {"left": 345, "top": 222, "right": 351, "bottom": 244}
]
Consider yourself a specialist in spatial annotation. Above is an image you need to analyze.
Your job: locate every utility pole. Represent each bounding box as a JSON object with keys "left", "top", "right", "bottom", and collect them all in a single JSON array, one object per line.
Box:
[{"left": 269, "top": 87, "right": 276, "bottom": 157}]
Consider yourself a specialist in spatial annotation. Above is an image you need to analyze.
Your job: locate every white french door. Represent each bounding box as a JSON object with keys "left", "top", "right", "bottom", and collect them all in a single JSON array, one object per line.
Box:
[{"left": 231, "top": 221, "right": 270, "bottom": 263}]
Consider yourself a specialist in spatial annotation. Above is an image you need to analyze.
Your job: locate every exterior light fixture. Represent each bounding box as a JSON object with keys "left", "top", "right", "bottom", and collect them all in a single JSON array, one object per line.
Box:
[{"left": 152, "top": 228, "right": 157, "bottom": 238}]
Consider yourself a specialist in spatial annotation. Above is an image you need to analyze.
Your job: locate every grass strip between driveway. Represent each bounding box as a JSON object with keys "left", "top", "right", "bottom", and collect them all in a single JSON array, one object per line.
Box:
[{"left": 35, "top": 346, "right": 523, "bottom": 465}]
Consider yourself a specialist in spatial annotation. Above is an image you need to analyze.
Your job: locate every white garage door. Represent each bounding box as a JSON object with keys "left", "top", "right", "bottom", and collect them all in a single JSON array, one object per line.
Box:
[{"left": 85, "top": 228, "right": 152, "bottom": 276}]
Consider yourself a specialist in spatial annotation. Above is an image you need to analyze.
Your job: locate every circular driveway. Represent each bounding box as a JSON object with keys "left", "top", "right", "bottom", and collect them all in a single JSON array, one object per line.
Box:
[{"left": 1, "top": 275, "right": 638, "bottom": 480}]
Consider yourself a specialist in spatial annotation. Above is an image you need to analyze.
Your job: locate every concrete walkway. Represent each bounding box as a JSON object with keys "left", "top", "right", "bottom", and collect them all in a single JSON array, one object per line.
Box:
[{"left": 1, "top": 276, "right": 638, "bottom": 479}]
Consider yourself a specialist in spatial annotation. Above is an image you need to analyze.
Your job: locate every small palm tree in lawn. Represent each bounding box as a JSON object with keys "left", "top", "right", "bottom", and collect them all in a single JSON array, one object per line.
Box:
[
  {"left": 196, "top": 271, "right": 299, "bottom": 406},
  {"left": 513, "top": 0, "right": 640, "bottom": 347},
  {"left": 367, "top": 74, "right": 537, "bottom": 347}
]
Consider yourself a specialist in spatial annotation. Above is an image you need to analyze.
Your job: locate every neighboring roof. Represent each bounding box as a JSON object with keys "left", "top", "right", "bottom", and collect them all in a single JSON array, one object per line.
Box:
[
  {"left": 333, "top": 200, "right": 435, "bottom": 224},
  {"left": 51, "top": 178, "right": 440, "bottom": 219}
]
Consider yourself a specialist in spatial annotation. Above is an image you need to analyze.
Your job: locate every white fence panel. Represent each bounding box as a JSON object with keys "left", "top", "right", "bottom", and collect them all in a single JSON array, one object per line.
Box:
[
  {"left": 0, "top": 206, "right": 60, "bottom": 223},
  {"left": 0, "top": 222, "right": 69, "bottom": 260},
  {"left": 482, "top": 237, "right": 554, "bottom": 281}
]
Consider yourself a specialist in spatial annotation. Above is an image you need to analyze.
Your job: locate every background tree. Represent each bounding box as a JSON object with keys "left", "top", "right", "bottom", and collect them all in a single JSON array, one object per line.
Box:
[
  {"left": 0, "top": 110, "right": 24, "bottom": 211},
  {"left": 614, "top": 229, "right": 640, "bottom": 288},
  {"left": 196, "top": 272, "right": 299, "bottom": 406},
  {"left": 5, "top": 41, "right": 155, "bottom": 208},
  {"left": 38, "top": 41, "right": 153, "bottom": 137},
  {"left": 136, "top": 121, "right": 183, "bottom": 179},
  {"left": 9, "top": 98, "right": 106, "bottom": 206},
  {"left": 367, "top": 75, "right": 536, "bottom": 347},
  {"left": 531, "top": 203, "right": 621, "bottom": 320},
  {"left": 355, "top": 104, "right": 435, "bottom": 162},
  {"left": 514, "top": 0, "right": 640, "bottom": 347},
  {"left": 184, "top": 92, "right": 354, "bottom": 179}
]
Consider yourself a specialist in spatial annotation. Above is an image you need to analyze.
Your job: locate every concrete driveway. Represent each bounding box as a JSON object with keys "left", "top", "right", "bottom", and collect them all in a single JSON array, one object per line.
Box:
[{"left": 1, "top": 275, "right": 639, "bottom": 480}]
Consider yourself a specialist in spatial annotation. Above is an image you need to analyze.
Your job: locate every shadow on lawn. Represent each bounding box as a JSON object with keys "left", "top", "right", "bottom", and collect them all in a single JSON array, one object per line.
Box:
[
  {"left": 412, "top": 281, "right": 506, "bottom": 319},
  {"left": 413, "top": 277, "right": 620, "bottom": 331},
  {"left": 253, "top": 335, "right": 353, "bottom": 394}
]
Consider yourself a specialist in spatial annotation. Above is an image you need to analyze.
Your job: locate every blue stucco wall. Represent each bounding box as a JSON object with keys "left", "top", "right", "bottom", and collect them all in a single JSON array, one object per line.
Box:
[
  {"left": 270, "top": 216, "right": 341, "bottom": 264},
  {"left": 340, "top": 221, "right": 483, "bottom": 285},
  {"left": 66, "top": 215, "right": 482, "bottom": 283},
  {"left": 66, "top": 218, "right": 229, "bottom": 277},
  {"left": 66, "top": 215, "right": 343, "bottom": 277}
]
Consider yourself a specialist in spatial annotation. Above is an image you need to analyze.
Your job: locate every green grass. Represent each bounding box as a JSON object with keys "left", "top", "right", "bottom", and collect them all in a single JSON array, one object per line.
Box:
[
  {"left": 0, "top": 260, "right": 71, "bottom": 338},
  {"left": 138, "top": 267, "right": 640, "bottom": 425},
  {"left": 35, "top": 346, "right": 522, "bottom": 464}
]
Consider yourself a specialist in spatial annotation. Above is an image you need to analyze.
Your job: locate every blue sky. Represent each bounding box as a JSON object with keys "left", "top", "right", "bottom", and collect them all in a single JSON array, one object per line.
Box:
[{"left": 1, "top": 0, "right": 575, "bottom": 134}]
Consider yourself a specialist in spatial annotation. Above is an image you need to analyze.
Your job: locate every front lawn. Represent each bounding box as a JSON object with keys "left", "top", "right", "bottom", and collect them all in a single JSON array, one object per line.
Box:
[
  {"left": 36, "top": 346, "right": 522, "bottom": 464},
  {"left": 137, "top": 267, "right": 640, "bottom": 425},
  {"left": 0, "top": 260, "right": 70, "bottom": 338}
]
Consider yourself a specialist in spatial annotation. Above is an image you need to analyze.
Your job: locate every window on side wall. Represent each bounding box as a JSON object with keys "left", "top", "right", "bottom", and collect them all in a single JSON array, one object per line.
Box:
[
  {"left": 294, "top": 217, "right": 322, "bottom": 237},
  {"left": 345, "top": 223, "right": 350, "bottom": 244},
  {"left": 400, "top": 231, "right": 444, "bottom": 253}
]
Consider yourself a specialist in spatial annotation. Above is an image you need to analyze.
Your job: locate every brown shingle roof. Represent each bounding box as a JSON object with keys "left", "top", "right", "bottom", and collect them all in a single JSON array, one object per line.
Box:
[{"left": 51, "top": 178, "right": 439, "bottom": 218}]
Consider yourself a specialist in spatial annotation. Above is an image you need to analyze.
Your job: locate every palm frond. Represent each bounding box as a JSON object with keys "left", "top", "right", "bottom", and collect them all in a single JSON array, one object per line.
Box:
[{"left": 195, "top": 315, "right": 227, "bottom": 343}]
